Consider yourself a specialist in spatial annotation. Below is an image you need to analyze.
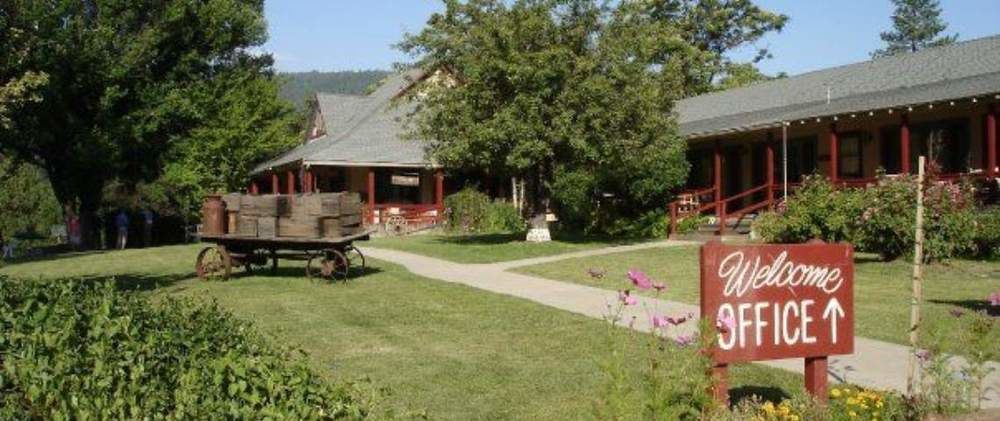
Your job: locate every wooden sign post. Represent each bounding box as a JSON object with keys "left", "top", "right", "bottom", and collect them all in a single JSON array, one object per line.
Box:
[{"left": 700, "top": 241, "right": 855, "bottom": 404}]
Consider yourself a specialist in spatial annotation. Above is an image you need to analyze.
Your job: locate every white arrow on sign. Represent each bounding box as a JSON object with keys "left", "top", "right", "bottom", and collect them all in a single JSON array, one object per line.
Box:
[{"left": 822, "top": 298, "right": 846, "bottom": 343}]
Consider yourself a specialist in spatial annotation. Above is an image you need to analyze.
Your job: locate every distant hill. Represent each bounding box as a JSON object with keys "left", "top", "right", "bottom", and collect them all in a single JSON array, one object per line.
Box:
[{"left": 279, "top": 70, "right": 393, "bottom": 110}]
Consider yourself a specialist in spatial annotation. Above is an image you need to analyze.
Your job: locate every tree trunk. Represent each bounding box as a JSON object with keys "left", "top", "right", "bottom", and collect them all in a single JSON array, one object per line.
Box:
[{"left": 525, "top": 164, "right": 551, "bottom": 242}]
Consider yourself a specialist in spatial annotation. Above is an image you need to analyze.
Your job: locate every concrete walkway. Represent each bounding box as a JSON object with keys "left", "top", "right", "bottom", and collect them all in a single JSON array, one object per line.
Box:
[{"left": 361, "top": 244, "right": 1000, "bottom": 408}]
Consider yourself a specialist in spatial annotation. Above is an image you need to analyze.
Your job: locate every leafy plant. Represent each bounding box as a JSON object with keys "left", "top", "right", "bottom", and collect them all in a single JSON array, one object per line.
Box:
[
  {"left": 752, "top": 175, "right": 863, "bottom": 244},
  {"left": 444, "top": 187, "right": 525, "bottom": 234},
  {"left": 0, "top": 278, "right": 370, "bottom": 419}
]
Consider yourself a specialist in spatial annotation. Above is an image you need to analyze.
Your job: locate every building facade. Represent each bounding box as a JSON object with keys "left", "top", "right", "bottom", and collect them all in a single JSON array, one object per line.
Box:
[
  {"left": 669, "top": 35, "right": 1000, "bottom": 234},
  {"left": 254, "top": 35, "right": 1000, "bottom": 233}
]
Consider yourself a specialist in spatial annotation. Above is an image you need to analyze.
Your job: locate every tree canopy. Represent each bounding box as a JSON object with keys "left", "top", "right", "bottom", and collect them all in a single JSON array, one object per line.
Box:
[
  {"left": 399, "top": 0, "right": 786, "bottom": 233},
  {"left": 872, "top": 0, "right": 957, "bottom": 58},
  {"left": 0, "top": 1, "right": 298, "bottom": 244}
]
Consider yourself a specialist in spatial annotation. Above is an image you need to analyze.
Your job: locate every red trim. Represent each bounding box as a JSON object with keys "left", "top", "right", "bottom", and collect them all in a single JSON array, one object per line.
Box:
[
  {"left": 286, "top": 170, "right": 295, "bottom": 195},
  {"left": 987, "top": 105, "right": 997, "bottom": 177},
  {"left": 367, "top": 169, "right": 376, "bottom": 224},
  {"left": 271, "top": 173, "right": 279, "bottom": 194},
  {"left": 435, "top": 169, "right": 444, "bottom": 208}
]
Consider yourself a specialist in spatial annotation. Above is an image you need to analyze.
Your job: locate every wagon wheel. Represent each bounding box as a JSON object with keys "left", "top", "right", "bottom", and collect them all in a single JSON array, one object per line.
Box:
[
  {"left": 306, "top": 250, "right": 350, "bottom": 283},
  {"left": 344, "top": 245, "right": 366, "bottom": 273},
  {"left": 196, "top": 245, "right": 232, "bottom": 281}
]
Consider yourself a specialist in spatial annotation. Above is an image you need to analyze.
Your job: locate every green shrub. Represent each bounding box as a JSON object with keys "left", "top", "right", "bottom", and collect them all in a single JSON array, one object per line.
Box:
[
  {"left": 600, "top": 208, "right": 669, "bottom": 238},
  {"left": 752, "top": 175, "right": 863, "bottom": 244},
  {"left": 0, "top": 278, "right": 368, "bottom": 419},
  {"left": 550, "top": 169, "right": 597, "bottom": 229},
  {"left": 971, "top": 206, "right": 1000, "bottom": 259},
  {"left": 444, "top": 187, "right": 525, "bottom": 234},
  {"left": 485, "top": 200, "right": 527, "bottom": 233}
]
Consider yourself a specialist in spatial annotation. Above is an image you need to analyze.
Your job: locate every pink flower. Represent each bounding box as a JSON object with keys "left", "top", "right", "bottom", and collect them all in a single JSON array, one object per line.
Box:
[
  {"left": 990, "top": 292, "right": 1000, "bottom": 307},
  {"left": 651, "top": 314, "right": 669, "bottom": 328},
  {"left": 652, "top": 281, "right": 666, "bottom": 292},
  {"left": 674, "top": 335, "right": 695, "bottom": 347},
  {"left": 916, "top": 349, "right": 932, "bottom": 362},
  {"left": 618, "top": 290, "right": 638, "bottom": 306},
  {"left": 716, "top": 315, "right": 735, "bottom": 333},
  {"left": 628, "top": 269, "right": 652, "bottom": 290}
]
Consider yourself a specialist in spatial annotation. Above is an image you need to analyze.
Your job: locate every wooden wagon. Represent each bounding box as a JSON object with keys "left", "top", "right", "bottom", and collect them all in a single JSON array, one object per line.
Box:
[{"left": 195, "top": 230, "right": 372, "bottom": 282}]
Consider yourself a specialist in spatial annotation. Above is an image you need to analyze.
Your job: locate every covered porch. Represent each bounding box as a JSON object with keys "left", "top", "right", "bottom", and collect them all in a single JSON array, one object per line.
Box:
[
  {"left": 249, "top": 163, "right": 446, "bottom": 228},
  {"left": 672, "top": 99, "right": 999, "bottom": 234}
]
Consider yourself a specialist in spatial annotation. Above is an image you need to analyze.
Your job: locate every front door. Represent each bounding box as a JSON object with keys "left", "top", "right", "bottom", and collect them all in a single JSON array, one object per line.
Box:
[{"left": 724, "top": 147, "right": 744, "bottom": 209}]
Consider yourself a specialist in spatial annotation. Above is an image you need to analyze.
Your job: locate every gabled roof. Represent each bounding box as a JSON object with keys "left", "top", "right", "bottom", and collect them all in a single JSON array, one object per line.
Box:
[
  {"left": 256, "top": 35, "right": 1000, "bottom": 173},
  {"left": 254, "top": 68, "right": 431, "bottom": 172},
  {"left": 677, "top": 34, "right": 1000, "bottom": 138}
]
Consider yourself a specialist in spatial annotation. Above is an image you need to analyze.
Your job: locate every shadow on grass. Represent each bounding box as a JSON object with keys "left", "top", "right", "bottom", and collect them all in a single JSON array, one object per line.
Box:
[
  {"left": 68, "top": 272, "right": 195, "bottom": 292},
  {"left": 730, "top": 385, "right": 792, "bottom": 406},
  {"left": 236, "top": 265, "right": 384, "bottom": 281},
  {"left": 929, "top": 299, "right": 999, "bottom": 316},
  {"left": 2, "top": 248, "right": 113, "bottom": 265}
]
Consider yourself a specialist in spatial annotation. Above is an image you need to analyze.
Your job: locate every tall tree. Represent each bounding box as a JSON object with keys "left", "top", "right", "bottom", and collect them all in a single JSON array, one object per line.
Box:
[
  {"left": 144, "top": 67, "right": 300, "bottom": 221},
  {"left": 399, "top": 0, "right": 786, "bottom": 235},
  {"left": 872, "top": 0, "right": 957, "bottom": 58},
  {"left": 0, "top": 1, "right": 282, "bottom": 246}
]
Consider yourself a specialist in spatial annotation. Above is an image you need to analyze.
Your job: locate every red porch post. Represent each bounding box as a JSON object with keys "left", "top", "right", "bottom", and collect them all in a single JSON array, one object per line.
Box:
[
  {"left": 271, "top": 173, "right": 279, "bottom": 194},
  {"left": 367, "top": 169, "right": 376, "bottom": 224},
  {"left": 987, "top": 105, "right": 997, "bottom": 177},
  {"left": 829, "top": 123, "right": 839, "bottom": 184},
  {"left": 766, "top": 134, "right": 775, "bottom": 207},
  {"left": 901, "top": 115, "right": 911, "bottom": 174},
  {"left": 304, "top": 169, "right": 314, "bottom": 193},
  {"left": 434, "top": 169, "right": 444, "bottom": 209},
  {"left": 714, "top": 142, "right": 724, "bottom": 235},
  {"left": 286, "top": 170, "right": 295, "bottom": 195},
  {"left": 250, "top": 181, "right": 259, "bottom": 195}
]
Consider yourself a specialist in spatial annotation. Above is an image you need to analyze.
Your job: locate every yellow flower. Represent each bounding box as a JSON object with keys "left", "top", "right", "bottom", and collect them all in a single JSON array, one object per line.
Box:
[
  {"left": 830, "top": 389, "right": 842, "bottom": 398},
  {"left": 849, "top": 411, "right": 858, "bottom": 418}
]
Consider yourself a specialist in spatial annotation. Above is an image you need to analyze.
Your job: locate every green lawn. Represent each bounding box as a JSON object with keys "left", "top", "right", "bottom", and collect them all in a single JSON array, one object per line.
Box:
[
  {"left": 366, "top": 232, "right": 632, "bottom": 264},
  {"left": 514, "top": 245, "right": 1000, "bottom": 358},
  {"left": 0, "top": 244, "right": 802, "bottom": 419}
]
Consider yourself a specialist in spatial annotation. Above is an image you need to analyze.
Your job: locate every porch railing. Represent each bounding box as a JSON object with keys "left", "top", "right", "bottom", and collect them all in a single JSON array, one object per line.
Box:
[
  {"left": 667, "top": 171, "right": 992, "bottom": 237},
  {"left": 365, "top": 203, "right": 445, "bottom": 226}
]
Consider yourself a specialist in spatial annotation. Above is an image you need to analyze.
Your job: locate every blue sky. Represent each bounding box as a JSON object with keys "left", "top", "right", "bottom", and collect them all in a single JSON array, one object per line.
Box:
[{"left": 263, "top": 0, "right": 1000, "bottom": 76}]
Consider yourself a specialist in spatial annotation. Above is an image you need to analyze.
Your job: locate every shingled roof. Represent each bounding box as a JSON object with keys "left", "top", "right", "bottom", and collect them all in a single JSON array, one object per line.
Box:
[
  {"left": 256, "top": 35, "right": 1000, "bottom": 172},
  {"left": 676, "top": 34, "right": 1000, "bottom": 138},
  {"left": 254, "top": 68, "right": 431, "bottom": 172}
]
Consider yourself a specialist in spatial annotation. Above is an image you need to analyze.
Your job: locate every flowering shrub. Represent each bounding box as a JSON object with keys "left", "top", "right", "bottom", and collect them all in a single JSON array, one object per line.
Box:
[
  {"left": 827, "top": 386, "right": 904, "bottom": 420},
  {"left": 754, "top": 175, "right": 979, "bottom": 261},
  {"left": 753, "top": 175, "right": 863, "bottom": 244}
]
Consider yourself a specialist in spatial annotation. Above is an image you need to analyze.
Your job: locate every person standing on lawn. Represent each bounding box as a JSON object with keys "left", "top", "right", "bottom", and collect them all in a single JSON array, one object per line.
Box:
[
  {"left": 141, "top": 208, "right": 154, "bottom": 248},
  {"left": 0, "top": 231, "right": 8, "bottom": 260},
  {"left": 115, "top": 209, "right": 129, "bottom": 250}
]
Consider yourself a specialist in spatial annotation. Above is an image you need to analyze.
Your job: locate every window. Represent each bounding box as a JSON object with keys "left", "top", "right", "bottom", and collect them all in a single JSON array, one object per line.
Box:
[
  {"left": 838, "top": 132, "right": 864, "bottom": 178},
  {"left": 879, "top": 128, "right": 902, "bottom": 174},
  {"left": 375, "top": 170, "right": 421, "bottom": 204},
  {"left": 912, "top": 119, "right": 970, "bottom": 174},
  {"left": 773, "top": 136, "right": 817, "bottom": 182}
]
